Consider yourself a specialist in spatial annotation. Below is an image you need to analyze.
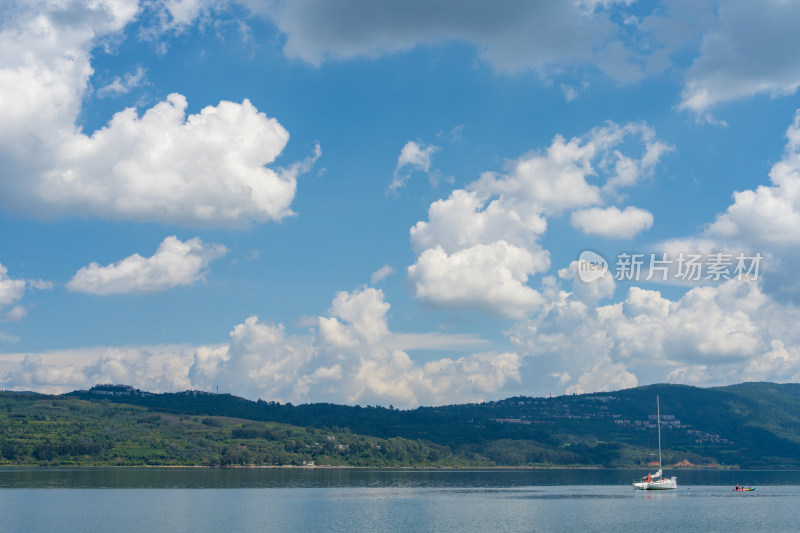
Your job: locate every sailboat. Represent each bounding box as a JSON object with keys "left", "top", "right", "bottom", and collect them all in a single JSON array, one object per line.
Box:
[{"left": 633, "top": 395, "right": 677, "bottom": 490}]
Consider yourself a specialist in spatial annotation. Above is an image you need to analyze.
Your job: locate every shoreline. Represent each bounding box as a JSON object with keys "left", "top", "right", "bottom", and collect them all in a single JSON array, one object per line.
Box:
[{"left": 0, "top": 464, "right": 764, "bottom": 470}]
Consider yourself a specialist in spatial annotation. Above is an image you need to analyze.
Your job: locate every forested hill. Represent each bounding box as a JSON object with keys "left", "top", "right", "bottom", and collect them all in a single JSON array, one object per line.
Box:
[{"left": 54, "top": 381, "right": 800, "bottom": 468}]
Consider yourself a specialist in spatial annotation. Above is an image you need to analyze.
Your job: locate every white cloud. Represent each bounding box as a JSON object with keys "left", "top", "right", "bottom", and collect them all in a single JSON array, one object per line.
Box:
[
  {"left": 509, "top": 276, "right": 800, "bottom": 394},
  {"left": 159, "top": 0, "right": 220, "bottom": 29},
  {"left": 0, "top": 1, "right": 316, "bottom": 227},
  {"left": 370, "top": 264, "right": 395, "bottom": 284},
  {"left": 96, "top": 66, "right": 147, "bottom": 98},
  {"left": 388, "top": 332, "right": 491, "bottom": 352},
  {"left": 27, "top": 279, "right": 53, "bottom": 291},
  {"left": 326, "top": 287, "right": 390, "bottom": 344},
  {"left": 677, "top": 0, "right": 800, "bottom": 114},
  {"left": 1, "top": 355, "right": 88, "bottom": 395},
  {"left": 410, "top": 189, "right": 548, "bottom": 254},
  {"left": 407, "top": 121, "right": 667, "bottom": 317},
  {"left": 225, "top": 288, "right": 522, "bottom": 406},
  {"left": 560, "top": 261, "right": 616, "bottom": 304},
  {"left": 571, "top": 205, "right": 653, "bottom": 239},
  {"left": 0, "top": 265, "right": 26, "bottom": 312},
  {"left": 246, "top": 0, "right": 800, "bottom": 114},
  {"left": 4, "top": 306, "right": 27, "bottom": 322},
  {"left": 473, "top": 122, "right": 667, "bottom": 215},
  {"left": 561, "top": 84, "right": 580, "bottom": 102},
  {"left": 67, "top": 236, "right": 227, "bottom": 295},
  {"left": 706, "top": 110, "right": 800, "bottom": 248},
  {"left": 50, "top": 95, "right": 305, "bottom": 226},
  {"left": 664, "top": 109, "right": 800, "bottom": 296},
  {"left": 0, "top": 263, "right": 51, "bottom": 321},
  {"left": 0, "top": 286, "right": 523, "bottom": 407},
  {"left": 0, "top": 343, "right": 205, "bottom": 395},
  {"left": 535, "top": 106, "right": 800, "bottom": 395},
  {"left": 391, "top": 140, "right": 440, "bottom": 191},
  {"left": 565, "top": 356, "right": 637, "bottom": 395},
  {"left": 196, "top": 286, "right": 523, "bottom": 406},
  {"left": 575, "top": 0, "right": 636, "bottom": 14},
  {"left": 265, "top": 0, "right": 642, "bottom": 81},
  {"left": 78, "top": 0, "right": 800, "bottom": 118},
  {"left": 9, "top": 274, "right": 799, "bottom": 402},
  {"left": 397, "top": 140, "right": 437, "bottom": 173},
  {"left": 407, "top": 242, "right": 546, "bottom": 319}
]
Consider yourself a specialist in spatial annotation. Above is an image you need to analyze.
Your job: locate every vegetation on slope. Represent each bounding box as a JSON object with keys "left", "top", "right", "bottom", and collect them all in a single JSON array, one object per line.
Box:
[
  {"left": 1, "top": 382, "right": 797, "bottom": 468},
  {"left": 0, "top": 393, "right": 474, "bottom": 467}
]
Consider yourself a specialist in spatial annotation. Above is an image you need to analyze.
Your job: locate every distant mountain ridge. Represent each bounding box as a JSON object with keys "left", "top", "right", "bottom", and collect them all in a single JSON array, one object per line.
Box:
[{"left": 54, "top": 381, "right": 800, "bottom": 468}]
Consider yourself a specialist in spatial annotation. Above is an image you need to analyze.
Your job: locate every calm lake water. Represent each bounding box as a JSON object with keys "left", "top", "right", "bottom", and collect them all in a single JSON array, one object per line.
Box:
[{"left": 1, "top": 468, "right": 798, "bottom": 532}]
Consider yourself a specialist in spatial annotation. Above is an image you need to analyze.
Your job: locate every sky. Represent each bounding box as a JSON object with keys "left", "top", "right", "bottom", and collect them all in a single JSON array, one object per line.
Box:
[{"left": 2, "top": 0, "right": 800, "bottom": 407}]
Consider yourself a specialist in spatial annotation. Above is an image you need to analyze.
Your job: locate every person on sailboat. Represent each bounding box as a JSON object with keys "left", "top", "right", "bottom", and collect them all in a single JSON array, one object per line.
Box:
[{"left": 646, "top": 474, "right": 651, "bottom": 482}]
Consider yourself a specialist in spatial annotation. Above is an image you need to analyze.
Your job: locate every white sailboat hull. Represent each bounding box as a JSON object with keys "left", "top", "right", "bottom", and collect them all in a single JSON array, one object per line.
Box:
[{"left": 633, "top": 477, "right": 678, "bottom": 490}]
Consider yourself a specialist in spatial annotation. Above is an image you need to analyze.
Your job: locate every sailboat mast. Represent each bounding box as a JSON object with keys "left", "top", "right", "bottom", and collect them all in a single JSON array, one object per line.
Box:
[{"left": 657, "top": 395, "right": 662, "bottom": 469}]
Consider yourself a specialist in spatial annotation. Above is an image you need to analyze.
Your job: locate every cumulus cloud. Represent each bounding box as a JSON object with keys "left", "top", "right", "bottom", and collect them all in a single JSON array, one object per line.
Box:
[
  {"left": 410, "top": 189, "right": 548, "bottom": 254},
  {"left": 0, "top": 263, "right": 52, "bottom": 321},
  {"left": 656, "top": 109, "right": 800, "bottom": 295},
  {"left": 325, "top": 287, "right": 390, "bottom": 344},
  {"left": 676, "top": 0, "right": 800, "bottom": 114},
  {"left": 392, "top": 139, "right": 439, "bottom": 183},
  {"left": 157, "top": 0, "right": 223, "bottom": 30},
  {"left": 559, "top": 261, "right": 616, "bottom": 304},
  {"left": 408, "top": 243, "right": 546, "bottom": 319},
  {"left": 0, "top": 265, "right": 26, "bottom": 313},
  {"left": 398, "top": 141, "right": 437, "bottom": 171},
  {"left": 67, "top": 236, "right": 227, "bottom": 295},
  {"left": 48, "top": 95, "right": 304, "bottom": 226},
  {"left": 0, "top": 286, "right": 523, "bottom": 407},
  {"left": 407, "top": 121, "right": 668, "bottom": 317},
  {"left": 0, "top": 0, "right": 315, "bottom": 227},
  {"left": 571, "top": 206, "right": 653, "bottom": 239},
  {"left": 0, "top": 344, "right": 204, "bottom": 395},
  {"left": 706, "top": 110, "right": 800, "bottom": 248},
  {"left": 504, "top": 106, "right": 800, "bottom": 394},
  {"left": 190, "top": 286, "right": 523, "bottom": 406},
  {"left": 566, "top": 357, "right": 637, "bottom": 395},
  {"left": 472, "top": 122, "right": 668, "bottom": 214},
  {"left": 509, "top": 276, "right": 800, "bottom": 394},
  {"left": 6, "top": 276, "right": 799, "bottom": 401}
]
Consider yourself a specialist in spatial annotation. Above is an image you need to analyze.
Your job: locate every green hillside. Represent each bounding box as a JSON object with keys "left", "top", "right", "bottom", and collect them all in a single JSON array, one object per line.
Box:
[
  {"left": 0, "top": 392, "right": 476, "bottom": 467},
  {"left": 0, "top": 382, "right": 797, "bottom": 468}
]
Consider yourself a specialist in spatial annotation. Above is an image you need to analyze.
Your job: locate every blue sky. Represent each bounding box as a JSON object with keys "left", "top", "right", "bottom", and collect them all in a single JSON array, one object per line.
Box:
[{"left": 2, "top": 0, "right": 800, "bottom": 406}]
